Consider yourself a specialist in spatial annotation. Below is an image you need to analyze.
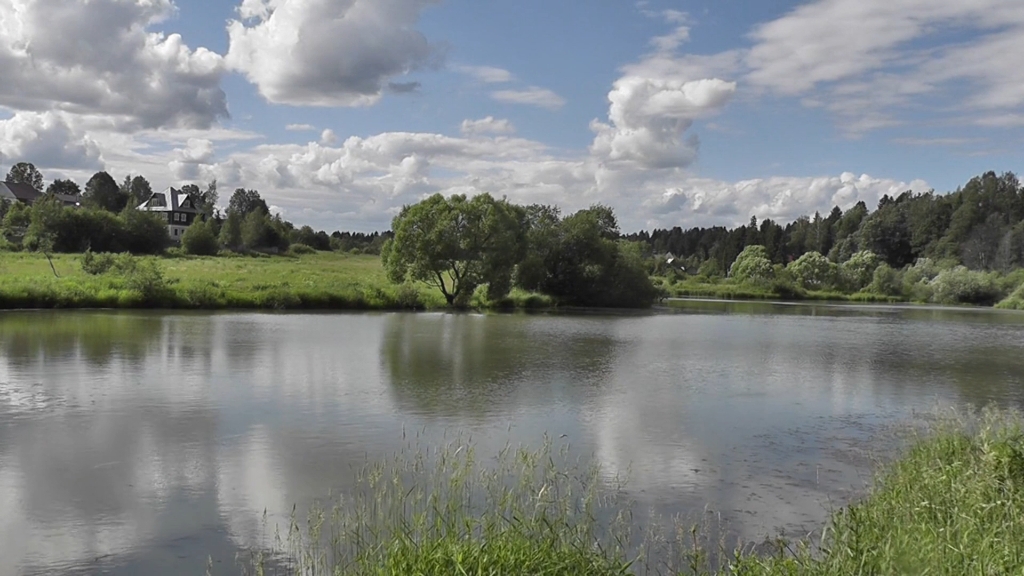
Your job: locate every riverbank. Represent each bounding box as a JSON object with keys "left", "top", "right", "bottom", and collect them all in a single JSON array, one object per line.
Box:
[
  {"left": 658, "top": 279, "right": 904, "bottom": 303},
  {"left": 0, "top": 252, "right": 554, "bottom": 311},
  {"left": 250, "top": 409, "right": 1024, "bottom": 575}
]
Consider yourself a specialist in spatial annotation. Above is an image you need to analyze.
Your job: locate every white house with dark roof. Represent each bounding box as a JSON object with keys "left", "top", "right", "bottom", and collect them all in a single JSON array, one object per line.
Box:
[{"left": 138, "top": 188, "right": 200, "bottom": 242}]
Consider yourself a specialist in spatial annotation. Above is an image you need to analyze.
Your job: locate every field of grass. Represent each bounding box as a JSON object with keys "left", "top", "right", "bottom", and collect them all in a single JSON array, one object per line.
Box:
[
  {"left": 0, "top": 251, "right": 557, "bottom": 311},
  {"left": 238, "top": 409, "right": 1024, "bottom": 575}
]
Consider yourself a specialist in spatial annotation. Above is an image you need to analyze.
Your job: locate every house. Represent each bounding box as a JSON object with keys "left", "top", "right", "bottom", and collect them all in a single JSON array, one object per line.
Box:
[
  {"left": 0, "top": 181, "right": 81, "bottom": 207},
  {"left": 138, "top": 188, "right": 200, "bottom": 242},
  {"left": 0, "top": 181, "right": 42, "bottom": 204}
]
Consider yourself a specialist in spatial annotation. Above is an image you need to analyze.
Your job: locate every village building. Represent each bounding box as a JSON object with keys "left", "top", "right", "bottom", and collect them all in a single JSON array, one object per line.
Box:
[{"left": 138, "top": 188, "right": 200, "bottom": 242}]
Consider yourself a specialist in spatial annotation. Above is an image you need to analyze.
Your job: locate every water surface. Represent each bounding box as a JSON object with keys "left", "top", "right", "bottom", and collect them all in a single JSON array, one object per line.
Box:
[{"left": 1, "top": 303, "right": 1023, "bottom": 575}]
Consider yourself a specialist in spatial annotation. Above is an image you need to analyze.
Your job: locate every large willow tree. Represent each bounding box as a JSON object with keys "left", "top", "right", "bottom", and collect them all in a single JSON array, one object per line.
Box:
[{"left": 381, "top": 193, "right": 526, "bottom": 306}]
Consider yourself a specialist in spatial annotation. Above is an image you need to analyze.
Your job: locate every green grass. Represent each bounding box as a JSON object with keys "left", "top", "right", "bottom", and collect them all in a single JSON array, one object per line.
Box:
[
  {"left": 733, "top": 408, "right": 1024, "bottom": 575},
  {"left": 659, "top": 278, "right": 903, "bottom": 304},
  {"left": 0, "top": 252, "right": 559, "bottom": 311},
  {"left": 238, "top": 409, "right": 1024, "bottom": 575}
]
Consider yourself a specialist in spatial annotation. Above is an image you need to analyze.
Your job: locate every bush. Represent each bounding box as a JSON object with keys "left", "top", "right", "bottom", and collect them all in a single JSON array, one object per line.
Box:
[
  {"left": 181, "top": 219, "right": 220, "bottom": 256},
  {"left": 288, "top": 243, "right": 316, "bottom": 255},
  {"left": 840, "top": 250, "right": 881, "bottom": 291},
  {"left": 869, "top": 263, "right": 903, "bottom": 296},
  {"left": 81, "top": 250, "right": 118, "bottom": 275},
  {"left": 788, "top": 251, "right": 838, "bottom": 290},
  {"left": 123, "top": 258, "right": 170, "bottom": 302},
  {"left": 930, "top": 266, "right": 1000, "bottom": 305},
  {"left": 119, "top": 208, "right": 169, "bottom": 254}
]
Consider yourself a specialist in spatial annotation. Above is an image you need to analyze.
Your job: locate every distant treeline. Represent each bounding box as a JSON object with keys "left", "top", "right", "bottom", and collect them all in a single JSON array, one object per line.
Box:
[
  {"left": 625, "top": 171, "right": 1024, "bottom": 275},
  {"left": 0, "top": 162, "right": 391, "bottom": 256}
]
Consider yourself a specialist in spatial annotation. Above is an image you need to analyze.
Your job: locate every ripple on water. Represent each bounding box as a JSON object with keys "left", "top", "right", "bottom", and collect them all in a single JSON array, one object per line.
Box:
[{"left": 0, "top": 382, "right": 68, "bottom": 419}]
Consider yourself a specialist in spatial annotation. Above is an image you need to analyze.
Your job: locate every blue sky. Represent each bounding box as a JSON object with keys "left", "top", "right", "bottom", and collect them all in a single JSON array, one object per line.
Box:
[{"left": 1, "top": 0, "right": 1022, "bottom": 232}]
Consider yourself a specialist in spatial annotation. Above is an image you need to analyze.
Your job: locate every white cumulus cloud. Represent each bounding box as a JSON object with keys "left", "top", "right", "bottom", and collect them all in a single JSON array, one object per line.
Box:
[
  {"left": 226, "top": 0, "right": 441, "bottom": 107},
  {"left": 0, "top": 112, "right": 102, "bottom": 170},
  {"left": 0, "top": 0, "right": 227, "bottom": 129}
]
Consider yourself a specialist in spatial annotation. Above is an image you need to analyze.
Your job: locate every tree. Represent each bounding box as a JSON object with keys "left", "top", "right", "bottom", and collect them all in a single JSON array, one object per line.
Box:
[
  {"left": 515, "top": 205, "right": 658, "bottom": 307},
  {"left": 46, "top": 179, "right": 81, "bottom": 198},
  {"left": 23, "top": 196, "right": 62, "bottom": 276},
  {"left": 120, "top": 175, "right": 154, "bottom": 206},
  {"left": 83, "top": 172, "right": 128, "bottom": 212},
  {"left": 382, "top": 193, "right": 527, "bottom": 306},
  {"left": 729, "top": 245, "right": 774, "bottom": 285},
  {"left": 228, "top": 188, "right": 269, "bottom": 218},
  {"left": 241, "top": 210, "right": 290, "bottom": 252},
  {"left": 182, "top": 219, "right": 220, "bottom": 255},
  {"left": 788, "top": 251, "right": 838, "bottom": 290},
  {"left": 219, "top": 211, "right": 243, "bottom": 251},
  {"left": 184, "top": 180, "right": 218, "bottom": 219},
  {"left": 5, "top": 162, "right": 43, "bottom": 191}
]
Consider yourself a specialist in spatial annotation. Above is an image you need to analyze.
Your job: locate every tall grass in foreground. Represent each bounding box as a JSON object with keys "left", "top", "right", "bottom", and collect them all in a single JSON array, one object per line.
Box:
[
  {"left": 735, "top": 407, "right": 1024, "bottom": 575},
  {"left": 237, "top": 410, "right": 1024, "bottom": 576}
]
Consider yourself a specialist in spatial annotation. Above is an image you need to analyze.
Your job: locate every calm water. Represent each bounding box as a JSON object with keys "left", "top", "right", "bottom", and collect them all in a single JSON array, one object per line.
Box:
[{"left": 2, "top": 303, "right": 1024, "bottom": 575}]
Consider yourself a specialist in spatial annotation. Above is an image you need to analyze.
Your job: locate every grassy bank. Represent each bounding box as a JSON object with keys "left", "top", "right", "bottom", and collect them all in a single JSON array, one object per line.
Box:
[
  {"left": 658, "top": 278, "right": 903, "bottom": 304},
  {"left": 241, "top": 409, "right": 1024, "bottom": 575},
  {"left": 0, "top": 252, "right": 553, "bottom": 311}
]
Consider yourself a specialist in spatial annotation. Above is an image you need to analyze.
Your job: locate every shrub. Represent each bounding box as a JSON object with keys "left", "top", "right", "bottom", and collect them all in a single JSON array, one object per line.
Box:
[
  {"left": 869, "top": 263, "right": 903, "bottom": 296},
  {"left": 288, "top": 243, "right": 316, "bottom": 255},
  {"left": 930, "top": 266, "right": 1000, "bottom": 305},
  {"left": 840, "top": 250, "right": 881, "bottom": 291},
  {"left": 123, "top": 259, "right": 170, "bottom": 302},
  {"left": 788, "top": 251, "right": 838, "bottom": 290},
  {"left": 181, "top": 219, "right": 220, "bottom": 256},
  {"left": 119, "top": 208, "right": 168, "bottom": 254},
  {"left": 81, "top": 250, "right": 119, "bottom": 275}
]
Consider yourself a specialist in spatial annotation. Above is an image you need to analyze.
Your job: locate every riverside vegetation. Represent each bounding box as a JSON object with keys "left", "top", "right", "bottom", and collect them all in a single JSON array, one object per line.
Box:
[
  {"left": 238, "top": 409, "right": 1024, "bottom": 576},
  {"left": 4, "top": 163, "right": 1024, "bottom": 309}
]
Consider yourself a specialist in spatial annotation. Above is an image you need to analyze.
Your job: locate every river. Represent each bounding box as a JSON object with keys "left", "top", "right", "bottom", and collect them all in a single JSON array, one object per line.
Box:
[{"left": 1, "top": 302, "right": 1023, "bottom": 575}]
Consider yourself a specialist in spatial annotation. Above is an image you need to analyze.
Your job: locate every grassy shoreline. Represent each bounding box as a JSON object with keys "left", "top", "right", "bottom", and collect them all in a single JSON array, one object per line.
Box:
[
  {"left": 0, "top": 252, "right": 556, "bottom": 311},
  {"left": 241, "top": 409, "right": 1024, "bottom": 575}
]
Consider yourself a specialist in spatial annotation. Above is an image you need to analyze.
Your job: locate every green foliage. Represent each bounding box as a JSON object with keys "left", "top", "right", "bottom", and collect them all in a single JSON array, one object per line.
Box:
[
  {"left": 839, "top": 250, "right": 880, "bottom": 291},
  {"left": 293, "top": 225, "right": 331, "bottom": 250},
  {"left": 45, "top": 178, "right": 80, "bottom": 197},
  {"left": 697, "top": 258, "right": 723, "bottom": 279},
  {"left": 868, "top": 263, "right": 903, "bottom": 296},
  {"left": 288, "top": 243, "right": 316, "bottom": 255},
  {"left": 516, "top": 205, "right": 659, "bottom": 308},
  {"left": 181, "top": 219, "right": 220, "bottom": 256},
  {"left": 733, "top": 409, "right": 1024, "bottom": 576},
  {"left": 120, "top": 174, "right": 154, "bottom": 206},
  {"left": 82, "top": 171, "right": 128, "bottom": 212},
  {"left": 219, "top": 211, "right": 243, "bottom": 251},
  {"left": 228, "top": 188, "right": 269, "bottom": 217},
  {"left": 119, "top": 205, "right": 169, "bottom": 254},
  {"left": 81, "top": 250, "right": 118, "bottom": 275},
  {"left": 930, "top": 266, "right": 1001, "bottom": 305},
  {"left": 787, "top": 251, "right": 837, "bottom": 290},
  {"left": 5, "top": 162, "right": 43, "bottom": 191},
  {"left": 383, "top": 193, "right": 527, "bottom": 306},
  {"left": 2, "top": 200, "right": 31, "bottom": 232},
  {"left": 241, "top": 209, "right": 290, "bottom": 252},
  {"left": 15, "top": 199, "right": 166, "bottom": 255},
  {"left": 729, "top": 245, "right": 775, "bottom": 286},
  {"left": 243, "top": 439, "right": 635, "bottom": 576}
]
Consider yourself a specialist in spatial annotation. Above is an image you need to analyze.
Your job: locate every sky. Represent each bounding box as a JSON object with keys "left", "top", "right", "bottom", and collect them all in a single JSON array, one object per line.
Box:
[{"left": 0, "top": 0, "right": 1022, "bottom": 233}]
